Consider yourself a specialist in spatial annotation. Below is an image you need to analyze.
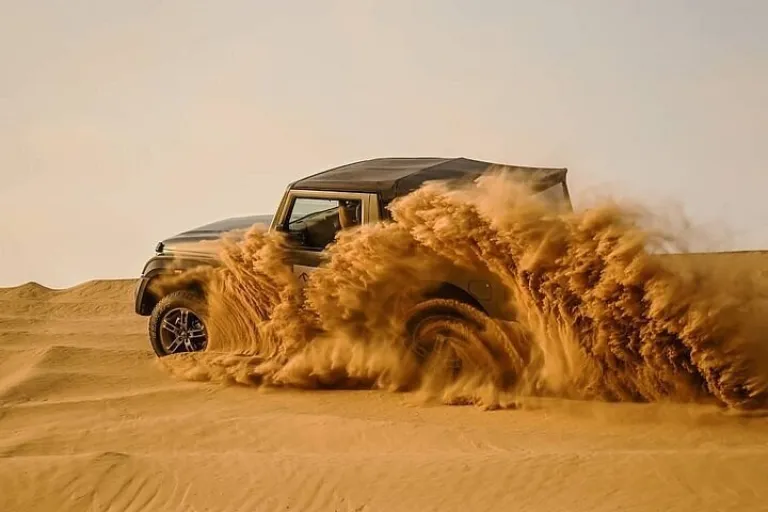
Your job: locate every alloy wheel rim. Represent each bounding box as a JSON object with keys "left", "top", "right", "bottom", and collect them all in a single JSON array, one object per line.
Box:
[{"left": 159, "top": 307, "right": 208, "bottom": 353}]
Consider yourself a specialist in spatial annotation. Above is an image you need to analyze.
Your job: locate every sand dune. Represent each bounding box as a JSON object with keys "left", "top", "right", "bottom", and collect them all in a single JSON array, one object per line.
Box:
[{"left": 1, "top": 274, "right": 768, "bottom": 512}]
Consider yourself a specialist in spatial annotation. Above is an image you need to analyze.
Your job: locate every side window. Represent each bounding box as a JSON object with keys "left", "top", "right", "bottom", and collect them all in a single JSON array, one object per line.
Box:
[{"left": 284, "top": 196, "right": 362, "bottom": 250}]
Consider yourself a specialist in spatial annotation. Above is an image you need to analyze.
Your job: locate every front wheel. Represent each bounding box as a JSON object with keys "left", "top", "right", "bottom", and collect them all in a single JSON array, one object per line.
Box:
[{"left": 148, "top": 290, "right": 209, "bottom": 357}]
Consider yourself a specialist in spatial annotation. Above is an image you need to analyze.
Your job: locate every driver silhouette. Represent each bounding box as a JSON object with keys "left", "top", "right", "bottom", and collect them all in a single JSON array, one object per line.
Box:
[{"left": 338, "top": 199, "right": 359, "bottom": 229}]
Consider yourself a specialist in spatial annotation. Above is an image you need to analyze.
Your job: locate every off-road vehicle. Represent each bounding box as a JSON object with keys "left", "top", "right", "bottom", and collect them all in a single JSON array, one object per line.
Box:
[{"left": 134, "top": 157, "right": 571, "bottom": 358}]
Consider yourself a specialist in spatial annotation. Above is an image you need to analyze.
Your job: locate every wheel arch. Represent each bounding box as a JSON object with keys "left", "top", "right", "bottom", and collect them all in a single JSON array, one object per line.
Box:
[
  {"left": 138, "top": 272, "right": 207, "bottom": 316},
  {"left": 422, "top": 282, "right": 487, "bottom": 314},
  {"left": 136, "top": 255, "right": 215, "bottom": 316}
]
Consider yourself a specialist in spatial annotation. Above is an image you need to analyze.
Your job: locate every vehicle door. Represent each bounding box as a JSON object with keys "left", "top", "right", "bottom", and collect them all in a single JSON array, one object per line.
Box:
[{"left": 272, "top": 190, "right": 376, "bottom": 285}]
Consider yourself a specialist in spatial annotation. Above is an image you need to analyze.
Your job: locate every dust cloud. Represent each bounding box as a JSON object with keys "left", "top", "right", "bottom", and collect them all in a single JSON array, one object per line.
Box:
[{"left": 157, "top": 172, "right": 768, "bottom": 411}]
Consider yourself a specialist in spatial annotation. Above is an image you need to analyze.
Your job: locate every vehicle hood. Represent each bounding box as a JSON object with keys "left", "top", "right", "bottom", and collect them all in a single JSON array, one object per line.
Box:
[{"left": 159, "top": 214, "right": 273, "bottom": 256}]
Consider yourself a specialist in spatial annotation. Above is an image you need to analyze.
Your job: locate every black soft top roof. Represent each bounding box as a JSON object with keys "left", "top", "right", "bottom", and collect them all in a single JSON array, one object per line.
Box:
[{"left": 291, "top": 157, "right": 567, "bottom": 202}]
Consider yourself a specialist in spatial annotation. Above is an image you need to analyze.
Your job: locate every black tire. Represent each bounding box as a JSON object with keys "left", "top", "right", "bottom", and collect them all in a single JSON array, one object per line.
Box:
[
  {"left": 403, "top": 298, "right": 525, "bottom": 386},
  {"left": 148, "top": 290, "right": 209, "bottom": 357}
]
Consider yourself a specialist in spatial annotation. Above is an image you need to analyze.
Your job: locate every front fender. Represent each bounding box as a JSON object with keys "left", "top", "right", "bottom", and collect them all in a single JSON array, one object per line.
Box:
[{"left": 134, "top": 253, "right": 218, "bottom": 315}]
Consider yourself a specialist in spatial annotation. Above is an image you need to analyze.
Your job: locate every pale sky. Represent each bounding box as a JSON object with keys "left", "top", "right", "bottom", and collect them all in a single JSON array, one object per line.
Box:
[{"left": 1, "top": 0, "right": 766, "bottom": 288}]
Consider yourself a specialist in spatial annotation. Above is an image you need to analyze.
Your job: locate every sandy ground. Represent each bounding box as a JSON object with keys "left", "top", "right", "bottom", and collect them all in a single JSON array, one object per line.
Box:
[{"left": 1, "top": 277, "right": 768, "bottom": 512}]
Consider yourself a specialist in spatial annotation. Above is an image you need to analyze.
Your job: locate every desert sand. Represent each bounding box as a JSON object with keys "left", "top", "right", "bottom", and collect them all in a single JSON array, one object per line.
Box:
[{"left": 1, "top": 268, "right": 767, "bottom": 512}]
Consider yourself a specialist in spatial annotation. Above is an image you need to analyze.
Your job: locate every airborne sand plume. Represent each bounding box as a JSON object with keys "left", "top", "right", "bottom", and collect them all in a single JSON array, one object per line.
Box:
[{"left": 157, "top": 172, "right": 768, "bottom": 411}]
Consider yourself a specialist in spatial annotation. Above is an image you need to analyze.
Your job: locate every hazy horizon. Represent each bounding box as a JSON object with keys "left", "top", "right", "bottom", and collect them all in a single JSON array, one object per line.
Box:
[{"left": 2, "top": 1, "right": 766, "bottom": 288}]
